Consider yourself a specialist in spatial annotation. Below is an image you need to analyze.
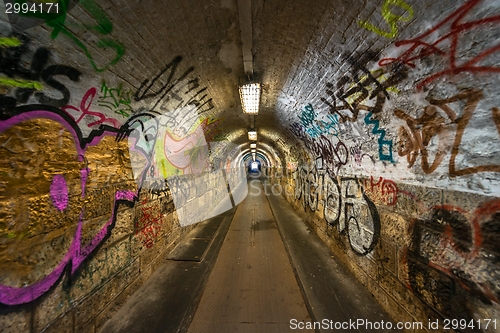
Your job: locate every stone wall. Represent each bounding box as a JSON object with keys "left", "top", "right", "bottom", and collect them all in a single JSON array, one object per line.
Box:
[
  {"left": 0, "top": 121, "right": 229, "bottom": 332},
  {"left": 1, "top": 0, "right": 500, "bottom": 332},
  {"left": 0, "top": 1, "right": 237, "bottom": 331},
  {"left": 271, "top": 0, "right": 500, "bottom": 331},
  {"left": 271, "top": 171, "right": 499, "bottom": 331}
]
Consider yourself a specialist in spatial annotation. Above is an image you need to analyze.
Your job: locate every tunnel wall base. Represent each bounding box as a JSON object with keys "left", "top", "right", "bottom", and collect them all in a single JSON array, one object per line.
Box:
[
  {"left": 270, "top": 169, "right": 500, "bottom": 332},
  {"left": 0, "top": 166, "right": 230, "bottom": 333}
]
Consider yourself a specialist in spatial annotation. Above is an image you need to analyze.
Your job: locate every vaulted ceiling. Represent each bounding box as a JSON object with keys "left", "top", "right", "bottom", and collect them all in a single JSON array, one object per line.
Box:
[{"left": 3, "top": 0, "right": 499, "bottom": 195}]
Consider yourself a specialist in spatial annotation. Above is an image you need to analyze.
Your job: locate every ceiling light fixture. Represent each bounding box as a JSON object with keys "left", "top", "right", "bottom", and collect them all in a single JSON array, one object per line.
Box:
[
  {"left": 248, "top": 130, "right": 257, "bottom": 141},
  {"left": 239, "top": 82, "right": 261, "bottom": 115},
  {"left": 250, "top": 143, "right": 256, "bottom": 149}
]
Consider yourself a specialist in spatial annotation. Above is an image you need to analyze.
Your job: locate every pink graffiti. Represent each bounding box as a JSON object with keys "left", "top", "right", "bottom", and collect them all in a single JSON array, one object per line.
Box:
[
  {"left": 50, "top": 174, "right": 69, "bottom": 211},
  {"left": 80, "top": 168, "right": 88, "bottom": 198},
  {"left": 164, "top": 124, "right": 209, "bottom": 175},
  {"left": 0, "top": 188, "right": 136, "bottom": 305},
  {"left": 0, "top": 108, "right": 140, "bottom": 305},
  {"left": 350, "top": 144, "right": 375, "bottom": 167},
  {"left": 63, "top": 87, "right": 121, "bottom": 128}
]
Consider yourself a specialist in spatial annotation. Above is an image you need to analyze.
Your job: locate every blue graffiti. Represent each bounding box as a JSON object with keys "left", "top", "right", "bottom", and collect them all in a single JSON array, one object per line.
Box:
[
  {"left": 298, "top": 103, "right": 316, "bottom": 127},
  {"left": 364, "top": 112, "right": 393, "bottom": 162},
  {"left": 298, "top": 104, "right": 339, "bottom": 138}
]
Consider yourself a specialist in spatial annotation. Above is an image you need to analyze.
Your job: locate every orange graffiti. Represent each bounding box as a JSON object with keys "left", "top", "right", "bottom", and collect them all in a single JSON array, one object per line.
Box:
[{"left": 396, "top": 89, "right": 500, "bottom": 176}]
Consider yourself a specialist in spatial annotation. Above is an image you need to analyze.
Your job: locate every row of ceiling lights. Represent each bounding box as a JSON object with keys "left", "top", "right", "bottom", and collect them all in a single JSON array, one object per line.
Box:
[{"left": 239, "top": 82, "right": 261, "bottom": 161}]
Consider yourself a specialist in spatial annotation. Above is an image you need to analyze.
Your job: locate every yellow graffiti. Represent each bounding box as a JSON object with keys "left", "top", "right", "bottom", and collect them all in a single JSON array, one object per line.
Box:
[
  {"left": 358, "top": 0, "right": 413, "bottom": 39},
  {"left": 345, "top": 69, "right": 399, "bottom": 105},
  {"left": 0, "top": 37, "right": 44, "bottom": 90},
  {"left": 0, "top": 77, "right": 44, "bottom": 90},
  {"left": 0, "top": 37, "right": 21, "bottom": 47}
]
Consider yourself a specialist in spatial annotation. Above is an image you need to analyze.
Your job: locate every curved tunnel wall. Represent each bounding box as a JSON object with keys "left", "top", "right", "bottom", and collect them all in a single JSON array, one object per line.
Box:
[
  {"left": 1, "top": 0, "right": 500, "bottom": 332},
  {"left": 0, "top": 2, "right": 243, "bottom": 332},
  {"left": 268, "top": 0, "right": 500, "bottom": 328}
]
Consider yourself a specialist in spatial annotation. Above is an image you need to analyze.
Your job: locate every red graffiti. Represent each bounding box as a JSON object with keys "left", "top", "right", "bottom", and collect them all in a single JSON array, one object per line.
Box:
[
  {"left": 406, "top": 198, "right": 500, "bottom": 307},
  {"left": 200, "top": 116, "right": 224, "bottom": 142},
  {"left": 136, "top": 198, "right": 163, "bottom": 249},
  {"left": 62, "top": 87, "right": 121, "bottom": 128},
  {"left": 379, "top": 0, "right": 500, "bottom": 89},
  {"left": 363, "top": 176, "right": 398, "bottom": 206}
]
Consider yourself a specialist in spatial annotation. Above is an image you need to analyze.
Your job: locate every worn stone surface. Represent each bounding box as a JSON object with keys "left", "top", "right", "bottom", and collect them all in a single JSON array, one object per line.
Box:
[
  {"left": 1, "top": 0, "right": 500, "bottom": 331},
  {"left": 39, "top": 311, "right": 75, "bottom": 333},
  {"left": 33, "top": 279, "right": 73, "bottom": 331},
  {"left": 0, "top": 307, "right": 32, "bottom": 333}
]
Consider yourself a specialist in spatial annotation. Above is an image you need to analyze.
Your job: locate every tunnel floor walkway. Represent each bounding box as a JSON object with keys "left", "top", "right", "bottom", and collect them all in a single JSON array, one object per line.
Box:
[
  {"left": 187, "top": 177, "right": 312, "bottom": 333},
  {"left": 99, "top": 176, "right": 397, "bottom": 333}
]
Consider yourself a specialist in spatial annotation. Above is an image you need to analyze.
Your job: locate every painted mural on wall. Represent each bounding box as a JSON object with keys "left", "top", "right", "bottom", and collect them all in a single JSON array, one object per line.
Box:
[
  {"left": 285, "top": 158, "right": 500, "bottom": 321},
  {"left": 4, "top": 0, "right": 125, "bottom": 72},
  {"left": 1, "top": 0, "right": 500, "bottom": 330},
  {"left": 284, "top": 0, "right": 500, "bottom": 196},
  {"left": 0, "top": 29, "right": 242, "bottom": 306},
  {"left": 0, "top": 8, "right": 238, "bottom": 308},
  {"left": 119, "top": 55, "right": 245, "bottom": 227},
  {"left": 0, "top": 1, "right": 135, "bottom": 311},
  {"left": 0, "top": 105, "right": 137, "bottom": 305}
]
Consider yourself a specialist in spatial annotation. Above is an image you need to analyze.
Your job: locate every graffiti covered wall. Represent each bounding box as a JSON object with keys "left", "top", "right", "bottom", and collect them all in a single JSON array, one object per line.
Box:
[
  {"left": 0, "top": 2, "right": 242, "bottom": 332},
  {"left": 2, "top": 0, "right": 500, "bottom": 331},
  {"left": 276, "top": 0, "right": 500, "bottom": 330}
]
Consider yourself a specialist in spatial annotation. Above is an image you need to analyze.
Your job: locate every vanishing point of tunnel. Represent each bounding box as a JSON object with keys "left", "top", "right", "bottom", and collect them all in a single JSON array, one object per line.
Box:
[{"left": 1, "top": 0, "right": 500, "bottom": 332}]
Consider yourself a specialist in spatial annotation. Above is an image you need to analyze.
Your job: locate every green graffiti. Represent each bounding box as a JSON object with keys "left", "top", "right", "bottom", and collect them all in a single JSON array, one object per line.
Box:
[
  {"left": 98, "top": 81, "right": 133, "bottom": 117},
  {"left": 12, "top": 0, "right": 70, "bottom": 38},
  {"left": 58, "top": 29, "right": 125, "bottom": 72},
  {"left": 16, "top": 0, "right": 124, "bottom": 72},
  {"left": 358, "top": 0, "right": 413, "bottom": 39},
  {"left": 0, "top": 77, "right": 43, "bottom": 90},
  {"left": 73, "top": 0, "right": 125, "bottom": 72},
  {"left": 0, "top": 37, "right": 21, "bottom": 47}
]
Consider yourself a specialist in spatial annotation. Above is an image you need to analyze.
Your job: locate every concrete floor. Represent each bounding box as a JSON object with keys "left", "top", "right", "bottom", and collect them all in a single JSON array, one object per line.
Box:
[
  {"left": 100, "top": 176, "right": 397, "bottom": 333},
  {"left": 187, "top": 177, "right": 312, "bottom": 333}
]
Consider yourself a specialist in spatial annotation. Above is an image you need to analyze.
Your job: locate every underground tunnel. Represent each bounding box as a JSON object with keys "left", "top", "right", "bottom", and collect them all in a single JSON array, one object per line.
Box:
[{"left": 1, "top": 0, "right": 500, "bottom": 332}]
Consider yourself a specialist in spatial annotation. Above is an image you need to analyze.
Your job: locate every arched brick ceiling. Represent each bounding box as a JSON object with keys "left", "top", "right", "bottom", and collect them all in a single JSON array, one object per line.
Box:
[
  {"left": 100, "top": 0, "right": 341, "bottom": 158},
  {"left": 3, "top": 0, "right": 499, "bottom": 192}
]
